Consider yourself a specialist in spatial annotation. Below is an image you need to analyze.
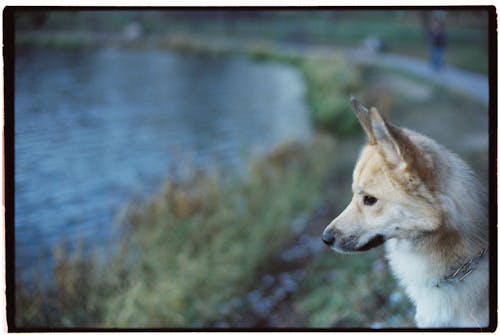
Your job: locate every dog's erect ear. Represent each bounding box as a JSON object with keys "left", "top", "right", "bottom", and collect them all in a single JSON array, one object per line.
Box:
[
  {"left": 369, "top": 106, "right": 405, "bottom": 169},
  {"left": 352, "top": 97, "right": 434, "bottom": 186},
  {"left": 351, "top": 97, "right": 404, "bottom": 167},
  {"left": 351, "top": 97, "right": 376, "bottom": 145}
]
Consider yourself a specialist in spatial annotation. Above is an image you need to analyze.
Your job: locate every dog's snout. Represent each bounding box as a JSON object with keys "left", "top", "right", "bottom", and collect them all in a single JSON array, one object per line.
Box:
[{"left": 322, "top": 229, "right": 336, "bottom": 246}]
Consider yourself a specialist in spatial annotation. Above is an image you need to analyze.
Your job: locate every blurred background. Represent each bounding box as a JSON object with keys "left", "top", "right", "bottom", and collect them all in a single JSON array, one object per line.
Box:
[{"left": 12, "top": 8, "right": 490, "bottom": 329}]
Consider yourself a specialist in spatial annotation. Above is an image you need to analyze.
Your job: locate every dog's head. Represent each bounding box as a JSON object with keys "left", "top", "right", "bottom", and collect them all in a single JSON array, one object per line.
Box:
[{"left": 322, "top": 98, "right": 441, "bottom": 253}]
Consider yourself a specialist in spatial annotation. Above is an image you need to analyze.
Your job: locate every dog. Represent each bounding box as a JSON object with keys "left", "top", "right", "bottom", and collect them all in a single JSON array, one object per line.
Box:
[{"left": 322, "top": 98, "right": 489, "bottom": 328}]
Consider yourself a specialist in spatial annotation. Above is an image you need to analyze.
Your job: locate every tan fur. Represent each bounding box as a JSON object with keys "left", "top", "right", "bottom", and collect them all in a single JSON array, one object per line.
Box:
[{"left": 322, "top": 99, "right": 489, "bottom": 328}]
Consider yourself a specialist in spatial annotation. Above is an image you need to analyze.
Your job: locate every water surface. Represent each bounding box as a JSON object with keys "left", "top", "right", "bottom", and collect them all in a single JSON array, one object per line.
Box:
[{"left": 15, "top": 48, "right": 312, "bottom": 278}]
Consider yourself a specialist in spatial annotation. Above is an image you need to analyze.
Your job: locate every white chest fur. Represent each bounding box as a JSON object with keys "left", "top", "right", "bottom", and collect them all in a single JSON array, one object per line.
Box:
[{"left": 385, "top": 240, "right": 489, "bottom": 328}]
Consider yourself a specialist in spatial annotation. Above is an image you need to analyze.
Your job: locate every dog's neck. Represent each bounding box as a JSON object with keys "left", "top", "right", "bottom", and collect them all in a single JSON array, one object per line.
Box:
[
  {"left": 387, "top": 190, "right": 488, "bottom": 286},
  {"left": 399, "top": 210, "right": 488, "bottom": 287},
  {"left": 410, "top": 162, "right": 489, "bottom": 284}
]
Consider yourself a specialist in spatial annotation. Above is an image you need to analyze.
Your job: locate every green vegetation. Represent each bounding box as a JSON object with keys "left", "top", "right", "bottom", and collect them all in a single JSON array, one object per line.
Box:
[
  {"left": 297, "top": 249, "right": 414, "bottom": 327},
  {"left": 15, "top": 31, "right": 98, "bottom": 49},
  {"left": 300, "top": 57, "right": 360, "bottom": 136}
]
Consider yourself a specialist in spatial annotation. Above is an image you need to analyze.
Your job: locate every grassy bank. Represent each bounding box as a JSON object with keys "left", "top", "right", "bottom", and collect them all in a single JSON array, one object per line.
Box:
[
  {"left": 16, "top": 136, "right": 338, "bottom": 328},
  {"left": 297, "top": 248, "right": 414, "bottom": 327},
  {"left": 102, "top": 139, "right": 336, "bottom": 327}
]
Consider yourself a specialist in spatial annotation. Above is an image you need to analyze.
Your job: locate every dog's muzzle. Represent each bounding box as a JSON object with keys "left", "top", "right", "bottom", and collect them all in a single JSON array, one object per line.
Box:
[{"left": 322, "top": 228, "right": 386, "bottom": 252}]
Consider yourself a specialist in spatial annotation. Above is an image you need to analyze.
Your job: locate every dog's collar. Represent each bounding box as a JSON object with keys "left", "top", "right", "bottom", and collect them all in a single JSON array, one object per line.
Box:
[{"left": 439, "top": 248, "right": 488, "bottom": 285}]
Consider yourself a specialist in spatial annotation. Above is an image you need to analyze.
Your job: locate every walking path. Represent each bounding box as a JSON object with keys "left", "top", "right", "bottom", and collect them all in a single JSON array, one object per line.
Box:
[
  {"left": 346, "top": 48, "right": 490, "bottom": 106},
  {"left": 272, "top": 42, "right": 489, "bottom": 106}
]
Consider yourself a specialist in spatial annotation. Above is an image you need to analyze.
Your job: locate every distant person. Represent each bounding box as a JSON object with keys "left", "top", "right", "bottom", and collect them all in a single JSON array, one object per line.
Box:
[{"left": 428, "top": 20, "right": 446, "bottom": 72}]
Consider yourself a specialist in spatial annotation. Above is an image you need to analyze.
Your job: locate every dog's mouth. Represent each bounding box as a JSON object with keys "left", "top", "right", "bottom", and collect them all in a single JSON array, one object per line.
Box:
[
  {"left": 355, "top": 234, "right": 386, "bottom": 251},
  {"left": 332, "top": 234, "right": 386, "bottom": 253}
]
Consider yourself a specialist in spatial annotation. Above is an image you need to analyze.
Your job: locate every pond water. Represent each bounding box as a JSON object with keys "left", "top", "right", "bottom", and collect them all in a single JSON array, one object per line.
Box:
[{"left": 14, "top": 48, "right": 312, "bottom": 279}]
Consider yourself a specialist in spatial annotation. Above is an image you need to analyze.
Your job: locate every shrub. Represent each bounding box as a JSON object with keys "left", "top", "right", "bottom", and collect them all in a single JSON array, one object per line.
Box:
[{"left": 300, "top": 56, "right": 361, "bottom": 137}]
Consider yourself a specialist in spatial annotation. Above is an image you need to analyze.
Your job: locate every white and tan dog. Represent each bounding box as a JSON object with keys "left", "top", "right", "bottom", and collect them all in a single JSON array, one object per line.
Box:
[{"left": 322, "top": 98, "right": 489, "bottom": 328}]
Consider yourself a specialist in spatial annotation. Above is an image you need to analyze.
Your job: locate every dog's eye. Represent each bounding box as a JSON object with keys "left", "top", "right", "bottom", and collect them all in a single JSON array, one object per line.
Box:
[{"left": 363, "top": 195, "right": 378, "bottom": 206}]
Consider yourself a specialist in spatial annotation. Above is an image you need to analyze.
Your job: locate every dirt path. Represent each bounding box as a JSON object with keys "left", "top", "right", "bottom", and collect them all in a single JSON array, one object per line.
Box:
[
  {"left": 345, "top": 48, "right": 489, "bottom": 106},
  {"left": 271, "top": 42, "right": 489, "bottom": 106}
]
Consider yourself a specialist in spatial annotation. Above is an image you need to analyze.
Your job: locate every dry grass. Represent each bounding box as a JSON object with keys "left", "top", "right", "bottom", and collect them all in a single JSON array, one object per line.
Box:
[{"left": 16, "top": 136, "right": 337, "bottom": 328}]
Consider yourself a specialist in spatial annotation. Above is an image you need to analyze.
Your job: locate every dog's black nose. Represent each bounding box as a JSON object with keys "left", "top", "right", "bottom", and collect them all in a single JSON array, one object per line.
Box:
[{"left": 322, "top": 229, "right": 336, "bottom": 246}]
